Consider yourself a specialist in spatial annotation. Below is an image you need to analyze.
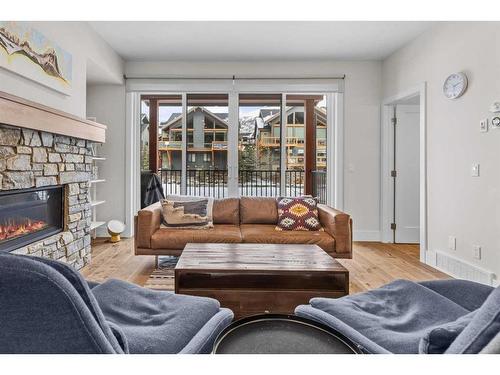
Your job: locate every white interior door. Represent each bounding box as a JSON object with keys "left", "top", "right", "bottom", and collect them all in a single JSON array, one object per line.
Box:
[{"left": 394, "top": 104, "right": 420, "bottom": 243}]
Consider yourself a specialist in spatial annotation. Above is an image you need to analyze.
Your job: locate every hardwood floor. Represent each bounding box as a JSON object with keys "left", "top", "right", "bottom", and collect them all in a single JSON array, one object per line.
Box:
[{"left": 82, "top": 238, "right": 450, "bottom": 294}]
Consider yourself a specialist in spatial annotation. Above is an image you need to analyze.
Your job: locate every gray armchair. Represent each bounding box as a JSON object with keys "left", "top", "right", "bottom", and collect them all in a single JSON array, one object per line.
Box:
[
  {"left": 0, "top": 252, "right": 233, "bottom": 354},
  {"left": 295, "top": 279, "right": 500, "bottom": 354}
]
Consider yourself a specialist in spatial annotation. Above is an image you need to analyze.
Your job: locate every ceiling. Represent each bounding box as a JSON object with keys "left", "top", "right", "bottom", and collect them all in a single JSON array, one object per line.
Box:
[{"left": 89, "top": 21, "right": 435, "bottom": 62}]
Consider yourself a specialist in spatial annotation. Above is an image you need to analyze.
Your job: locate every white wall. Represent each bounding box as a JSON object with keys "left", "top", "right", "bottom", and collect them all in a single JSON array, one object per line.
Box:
[
  {"left": 86, "top": 84, "right": 128, "bottom": 236},
  {"left": 0, "top": 22, "right": 123, "bottom": 117},
  {"left": 125, "top": 60, "right": 382, "bottom": 240},
  {"left": 382, "top": 22, "right": 500, "bottom": 284}
]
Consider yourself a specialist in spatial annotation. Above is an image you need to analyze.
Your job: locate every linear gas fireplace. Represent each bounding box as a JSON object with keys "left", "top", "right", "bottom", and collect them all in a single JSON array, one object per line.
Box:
[{"left": 0, "top": 186, "right": 64, "bottom": 253}]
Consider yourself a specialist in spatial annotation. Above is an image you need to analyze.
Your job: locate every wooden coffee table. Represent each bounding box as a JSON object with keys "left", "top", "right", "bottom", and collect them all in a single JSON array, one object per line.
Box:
[{"left": 175, "top": 243, "right": 349, "bottom": 319}]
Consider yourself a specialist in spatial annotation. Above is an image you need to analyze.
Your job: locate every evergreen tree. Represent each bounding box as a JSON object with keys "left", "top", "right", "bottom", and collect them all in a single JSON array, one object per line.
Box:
[{"left": 239, "top": 144, "right": 257, "bottom": 171}]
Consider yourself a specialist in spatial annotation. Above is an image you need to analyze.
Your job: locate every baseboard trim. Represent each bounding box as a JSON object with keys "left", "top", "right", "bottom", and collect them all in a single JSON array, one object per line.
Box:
[
  {"left": 426, "top": 250, "right": 497, "bottom": 286},
  {"left": 353, "top": 230, "right": 381, "bottom": 242}
]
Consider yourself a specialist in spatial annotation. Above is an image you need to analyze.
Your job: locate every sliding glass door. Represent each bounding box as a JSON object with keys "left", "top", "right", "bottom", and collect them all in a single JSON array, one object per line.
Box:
[
  {"left": 186, "top": 94, "right": 229, "bottom": 198},
  {"left": 284, "top": 94, "right": 329, "bottom": 203},
  {"left": 312, "top": 95, "right": 328, "bottom": 204},
  {"left": 238, "top": 94, "right": 281, "bottom": 197},
  {"left": 236, "top": 93, "right": 330, "bottom": 202},
  {"left": 139, "top": 95, "right": 183, "bottom": 207},
  {"left": 139, "top": 90, "right": 333, "bottom": 204},
  {"left": 157, "top": 95, "right": 184, "bottom": 196}
]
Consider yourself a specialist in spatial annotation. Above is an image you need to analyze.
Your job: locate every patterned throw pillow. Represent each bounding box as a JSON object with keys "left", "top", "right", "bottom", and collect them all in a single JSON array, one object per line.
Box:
[
  {"left": 275, "top": 196, "right": 322, "bottom": 231},
  {"left": 160, "top": 199, "right": 213, "bottom": 229}
]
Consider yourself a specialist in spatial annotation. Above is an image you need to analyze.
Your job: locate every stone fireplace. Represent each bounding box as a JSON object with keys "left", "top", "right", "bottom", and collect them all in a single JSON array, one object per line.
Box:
[{"left": 0, "top": 125, "right": 95, "bottom": 270}]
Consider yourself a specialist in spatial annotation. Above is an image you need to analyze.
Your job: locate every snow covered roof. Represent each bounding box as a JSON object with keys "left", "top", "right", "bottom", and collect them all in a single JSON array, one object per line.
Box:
[{"left": 265, "top": 106, "right": 327, "bottom": 125}]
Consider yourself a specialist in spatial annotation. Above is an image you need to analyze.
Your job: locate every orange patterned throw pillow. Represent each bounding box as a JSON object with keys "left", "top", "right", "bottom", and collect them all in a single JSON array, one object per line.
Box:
[{"left": 275, "top": 196, "right": 322, "bottom": 231}]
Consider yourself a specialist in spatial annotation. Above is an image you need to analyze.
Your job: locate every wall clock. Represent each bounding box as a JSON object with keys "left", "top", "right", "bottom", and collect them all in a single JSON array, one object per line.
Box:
[
  {"left": 492, "top": 116, "right": 500, "bottom": 129},
  {"left": 443, "top": 72, "right": 468, "bottom": 99}
]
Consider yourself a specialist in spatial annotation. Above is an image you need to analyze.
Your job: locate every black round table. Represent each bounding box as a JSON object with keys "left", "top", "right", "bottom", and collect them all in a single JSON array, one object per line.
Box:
[{"left": 212, "top": 314, "right": 362, "bottom": 354}]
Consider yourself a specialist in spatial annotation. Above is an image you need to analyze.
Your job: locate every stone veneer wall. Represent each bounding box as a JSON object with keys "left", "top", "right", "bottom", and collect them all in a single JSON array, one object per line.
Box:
[{"left": 0, "top": 124, "right": 95, "bottom": 270}]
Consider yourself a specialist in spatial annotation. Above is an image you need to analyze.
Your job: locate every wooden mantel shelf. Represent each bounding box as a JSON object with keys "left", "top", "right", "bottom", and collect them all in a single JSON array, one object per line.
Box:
[{"left": 0, "top": 91, "right": 106, "bottom": 143}]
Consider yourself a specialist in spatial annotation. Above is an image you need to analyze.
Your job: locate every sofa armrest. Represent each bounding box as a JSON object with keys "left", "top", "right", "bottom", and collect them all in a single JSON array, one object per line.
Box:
[
  {"left": 317, "top": 204, "right": 352, "bottom": 258},
  {"left": 135, "top": 202, "right": 162, "bottom": 250}
]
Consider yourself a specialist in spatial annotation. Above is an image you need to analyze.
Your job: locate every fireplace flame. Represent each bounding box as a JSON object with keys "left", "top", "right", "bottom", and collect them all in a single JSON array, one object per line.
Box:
[{"left": 0, "top": 218, "right": 48, "bottom": 242}]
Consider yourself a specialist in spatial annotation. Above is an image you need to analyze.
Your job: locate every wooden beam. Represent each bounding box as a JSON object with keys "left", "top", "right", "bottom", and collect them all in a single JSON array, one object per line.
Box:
[
  {"left": 0, "top": 91, "right": 106, "bottom": 143},
  {"left": 141, "top": 94, "right": 182, "bottom": 101},
  {"left": 285, "top": 94, "right": 324, "bottom": 103},
  {"left": 148, "top": 98, "right": 159, "bottom": 172},
  {"left": 304, "top": 99, "right": 316, "bottom": 195}
]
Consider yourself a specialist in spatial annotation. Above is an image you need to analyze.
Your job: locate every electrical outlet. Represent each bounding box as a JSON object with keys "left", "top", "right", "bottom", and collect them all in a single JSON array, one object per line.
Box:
[
  {"left": 480, "top": 119, "right": 488, "bottom": 132},
  {"left": 473, "top": 245, "right": 482, "bottom": 260},
  {"left": 448, "top": 236, "right": 456, "bottom": 251},
  {"left": 471, "top": 163, "right": 480, "bottom": 177}
]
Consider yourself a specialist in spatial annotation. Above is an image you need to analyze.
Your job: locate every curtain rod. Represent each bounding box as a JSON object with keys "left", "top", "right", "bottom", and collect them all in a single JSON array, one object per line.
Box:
[{"left": 123, "top": 74, "right": 346, "bottom": 80}]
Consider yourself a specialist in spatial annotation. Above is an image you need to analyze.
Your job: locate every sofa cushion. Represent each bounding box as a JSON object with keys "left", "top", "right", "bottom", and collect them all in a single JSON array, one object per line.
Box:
[
  {"left": 213, "top": 198, "right": 240, "bottom": 225},
  {"left": 151, "top": 225, "right": 242, "bottom": 250},
  {"left": 240, "top": 224, "right": 334, "bottom": 253},
  {"left": 240, "top": 197, "right": 278, "bottom": 224}
]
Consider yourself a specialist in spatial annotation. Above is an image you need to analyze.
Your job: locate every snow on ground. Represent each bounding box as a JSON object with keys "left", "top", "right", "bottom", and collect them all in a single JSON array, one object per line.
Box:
[{"left": 163, "top": 183, "right": 304, "bottom": 199}]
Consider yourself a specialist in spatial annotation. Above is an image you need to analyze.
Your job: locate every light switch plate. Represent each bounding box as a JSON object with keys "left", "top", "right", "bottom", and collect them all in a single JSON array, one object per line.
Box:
[
  {"left": 480, "top": 119, "right": 488, "bottom": 132},
  {"left": 471, "top": 163, "right": 480, "bottom": 177},
  {"left": 473, "top": 245, "right": 481, "bottom": 260},
  {"left": 448, "top": 236, "right": 456, "bottom": 251}
]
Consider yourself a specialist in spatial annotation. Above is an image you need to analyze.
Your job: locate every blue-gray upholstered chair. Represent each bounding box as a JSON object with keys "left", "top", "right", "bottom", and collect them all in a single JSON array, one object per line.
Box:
[
  {"left": 295, "top": 279, "right": 500, "bottom": 354},
  {"left": 0, "top": 252, "right": 233, "bottom": 354}
]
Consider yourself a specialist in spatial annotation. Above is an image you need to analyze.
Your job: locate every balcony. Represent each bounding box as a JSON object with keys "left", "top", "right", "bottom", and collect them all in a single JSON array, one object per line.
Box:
[
  {"left": 259, "top": 137, "right": 326, "bottom": 148},
  {"left": 158, "top": 169, "right": 328, "bottom": 204},
  {"left": 317, "top": 139, "right": 327, "bottom": 148},
  {"left": 159, "top": 141, "right": 228, "bottom": 151},
  {"left": 211, "top": 141, "right": 227, "bottom": 150},
  {"left": 312, "top": 170, "right": 327, "bottom": 204},
  {"left": 159, "top": 140, "right": 182, "bottom": 150}
]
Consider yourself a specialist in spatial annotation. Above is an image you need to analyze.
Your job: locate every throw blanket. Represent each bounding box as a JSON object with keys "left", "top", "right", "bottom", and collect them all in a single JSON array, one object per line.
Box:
[
  {"left": 303, "top": 279, "right": 471, "bottom": 353},
  {"left": 144, "top": 174, "right": 165, "bottom": 207},
  {"left": 91, "top": 279, "right": 221, "bottom": 354}
]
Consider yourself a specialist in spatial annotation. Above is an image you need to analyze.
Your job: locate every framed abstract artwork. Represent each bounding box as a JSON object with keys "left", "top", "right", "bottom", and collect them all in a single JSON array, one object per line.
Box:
[{"left": 0, "top": 21, "right": 72, "bottom": 95}]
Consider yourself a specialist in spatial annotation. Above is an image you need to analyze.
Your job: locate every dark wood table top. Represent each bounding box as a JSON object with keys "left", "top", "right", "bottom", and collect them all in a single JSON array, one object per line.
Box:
[{"left": 175, "top": 243, "right": 348, "bottom": 274}]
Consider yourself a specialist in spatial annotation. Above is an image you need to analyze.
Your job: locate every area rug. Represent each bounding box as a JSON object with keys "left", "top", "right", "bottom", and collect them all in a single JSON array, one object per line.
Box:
[{"left": 143, "top": 256, "right": 179, "bottom": 291}]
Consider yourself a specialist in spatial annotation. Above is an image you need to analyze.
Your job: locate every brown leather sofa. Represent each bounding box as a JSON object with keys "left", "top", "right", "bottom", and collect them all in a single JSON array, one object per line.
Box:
[{"left": 134, "top": 197, "right": 353, "bottom": 260}]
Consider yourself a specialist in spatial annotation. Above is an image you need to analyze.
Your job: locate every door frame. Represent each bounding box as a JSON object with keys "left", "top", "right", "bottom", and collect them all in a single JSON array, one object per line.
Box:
[
  {"left": 125, "top": 79, "right": 344, "bottom": 236},
  {"left": 381, "top": 83, "right": 427, "bottom": 262}
]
